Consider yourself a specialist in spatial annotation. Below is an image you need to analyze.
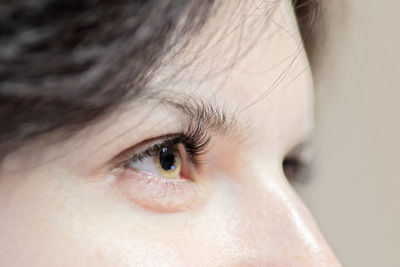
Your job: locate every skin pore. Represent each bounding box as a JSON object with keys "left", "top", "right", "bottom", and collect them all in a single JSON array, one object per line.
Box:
[{"left": 0, "top": 0, "right": 341, "bottom": 266}]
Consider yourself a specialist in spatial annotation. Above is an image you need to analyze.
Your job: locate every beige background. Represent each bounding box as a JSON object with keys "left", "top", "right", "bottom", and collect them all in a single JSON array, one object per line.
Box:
[{"left": 294, "top": 0, "right": 400, "bottom": 266}]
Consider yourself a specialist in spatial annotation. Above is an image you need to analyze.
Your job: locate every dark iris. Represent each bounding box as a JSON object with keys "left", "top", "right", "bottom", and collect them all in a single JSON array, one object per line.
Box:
[{"left": 159, "top": 147, "right": 176, "bottom": 171}]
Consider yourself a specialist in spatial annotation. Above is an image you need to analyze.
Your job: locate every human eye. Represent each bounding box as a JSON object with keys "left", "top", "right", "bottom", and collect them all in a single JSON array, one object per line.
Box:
[
  {"left": 110, "top": 123, "right": 211, "bottom": 213},
  {"left": 282, "top": 141, "right": 313, "bottom": 184},
  {"left": 128, "top": 142, "right": 186, "bottom": 180}
]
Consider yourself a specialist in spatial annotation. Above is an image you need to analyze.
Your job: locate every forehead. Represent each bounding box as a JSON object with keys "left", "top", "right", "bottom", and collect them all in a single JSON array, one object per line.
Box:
[{"left": 149, "top": 0, "right": 313, "bottom": 144}]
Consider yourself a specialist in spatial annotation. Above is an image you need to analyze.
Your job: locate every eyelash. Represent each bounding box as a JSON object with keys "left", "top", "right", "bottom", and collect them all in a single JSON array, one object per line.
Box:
[{"left": 126, "top": 122, "right": 211, "bottom": 168}]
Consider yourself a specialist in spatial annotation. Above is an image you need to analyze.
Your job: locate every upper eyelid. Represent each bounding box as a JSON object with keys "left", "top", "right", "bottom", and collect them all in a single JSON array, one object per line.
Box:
[
  {"left": 287, "top": 139, "right": 314, "bottom": 164},
  {"left": 110, "top": 134, "right": 181, "bottom": 167},
  {"left": 129, "top": 137, "right": 180, "bottom": 162}
]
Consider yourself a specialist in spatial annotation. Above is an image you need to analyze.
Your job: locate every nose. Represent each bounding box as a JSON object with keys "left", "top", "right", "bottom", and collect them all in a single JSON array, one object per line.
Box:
[{"left": 232, "top": 167, "right": 341, "bottom": 266}]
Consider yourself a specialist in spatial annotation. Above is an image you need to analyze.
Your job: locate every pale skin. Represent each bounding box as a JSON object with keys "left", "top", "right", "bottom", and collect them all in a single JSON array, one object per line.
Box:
[{"left": 0, "top": 0, "right": 341, "bottom": 266}]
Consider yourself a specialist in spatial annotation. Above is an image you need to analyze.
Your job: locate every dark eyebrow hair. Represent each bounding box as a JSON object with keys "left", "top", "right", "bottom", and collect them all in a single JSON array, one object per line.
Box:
[{"left": 154, "top": 94, "right": 239, "bottom": 135}]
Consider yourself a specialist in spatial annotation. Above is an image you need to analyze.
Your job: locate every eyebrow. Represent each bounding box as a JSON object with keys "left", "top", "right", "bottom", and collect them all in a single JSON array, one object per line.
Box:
[{"left": 153, "top": 93, "right": 238, "bottom": 135}]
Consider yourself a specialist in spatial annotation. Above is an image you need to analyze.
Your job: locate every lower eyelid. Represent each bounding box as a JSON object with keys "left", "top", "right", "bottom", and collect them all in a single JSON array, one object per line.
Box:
[{"left": 111, "top": 167, "right": 203, "bottom": 213}]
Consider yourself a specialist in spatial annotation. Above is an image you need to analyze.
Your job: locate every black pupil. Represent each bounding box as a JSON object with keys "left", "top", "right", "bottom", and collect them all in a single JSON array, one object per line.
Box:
[{"left": 159, "top": 147, "right": 176, "bottom": 171}]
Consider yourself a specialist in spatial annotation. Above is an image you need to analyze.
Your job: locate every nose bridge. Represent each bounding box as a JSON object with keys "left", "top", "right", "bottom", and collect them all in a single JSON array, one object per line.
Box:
[
  {"left": 237, "top": 169, "right": 340, "bottom": 266},
  {"left": 269, "top": 178, "right": 324, "bottom": 252}
]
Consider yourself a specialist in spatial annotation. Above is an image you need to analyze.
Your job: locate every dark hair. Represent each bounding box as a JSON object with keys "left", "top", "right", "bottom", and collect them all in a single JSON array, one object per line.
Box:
[{"left": 0, "top": 0, "right": 319, "bottom": 161}]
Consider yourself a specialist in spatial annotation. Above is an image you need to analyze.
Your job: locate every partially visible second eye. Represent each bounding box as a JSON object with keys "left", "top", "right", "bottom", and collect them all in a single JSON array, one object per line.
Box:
[
  {"left": 282, "top": 141, "right": 314, "bottom": 184},
  {"left": 282, "top": 157, "right": 302, "bottom": 182}
]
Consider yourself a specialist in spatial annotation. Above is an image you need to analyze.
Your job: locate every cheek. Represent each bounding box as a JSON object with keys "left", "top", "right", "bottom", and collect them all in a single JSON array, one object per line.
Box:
[
  {"left": 0, "top": 162, "right": 332, "bottom": 266},
  {"left": 113, "top": 168, "right": 202, "bottom": 213},
  {"left": 0, "top": 171, "right": 229, "bottom": 266}
]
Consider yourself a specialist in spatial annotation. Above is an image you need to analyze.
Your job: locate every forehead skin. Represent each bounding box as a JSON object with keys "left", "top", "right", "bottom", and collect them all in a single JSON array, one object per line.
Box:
[
  {"left": 151, "top": 0, "right": 313, "bottom": 152},
  {"left": 0, "top": 0, "right": 340, "bottom": 266}
]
